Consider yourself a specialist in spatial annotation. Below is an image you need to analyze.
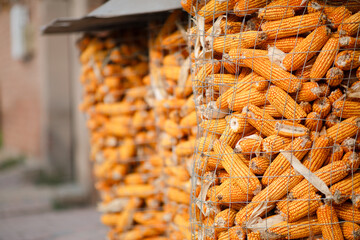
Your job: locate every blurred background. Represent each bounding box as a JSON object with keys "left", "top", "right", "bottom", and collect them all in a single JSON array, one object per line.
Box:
[{"left": 0, "top": 0, "right": 109, "bottom": 239}]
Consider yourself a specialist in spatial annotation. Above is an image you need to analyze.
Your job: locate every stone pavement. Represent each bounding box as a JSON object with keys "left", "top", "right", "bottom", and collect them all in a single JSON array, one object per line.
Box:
[{"left": 0, "top": 165, "right": 107, "bottom": 240}]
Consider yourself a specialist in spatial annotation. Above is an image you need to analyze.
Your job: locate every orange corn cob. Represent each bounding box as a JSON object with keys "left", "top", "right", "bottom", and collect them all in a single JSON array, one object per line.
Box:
[
  {"left": 268, "top": 85, "right": 307, "bottom": 122},
  {"left": 250, "top": 156, "right": 270, "bottom": 175},
  {"left": 214, "top": 178, "right": 253, "bottom": 204},
  {"left": 212, "top": 31, "right": 268, "bottom": 53},
  {"left": 329, "top": 89, "right": 344, "bottom": 105},
  {"left": 219, "top": 125, "right": 242, "bottom": 148},
  {"left": 300, "top": 101, "right": 313, "bottom": 114},
  {"left": 302, "top": 135, "right": 333, "bottom": 171},
  {"left": 241, "top": 51, "right": 302, "bottom": 93},
  {"left": 181, "top": 0, "right": 197, "bottom": 15},
  {"left": 247, "top": 231, "right": 261, "bottom": 240},
  {"left": 234, "top": 134, "right": 262, "bottom": 155},
  {"left": 341, "top": 151, "right": 360, "bottom": 170},
  {"left": 234, "top": 0, "right": 267, "bottom": 17},
  {"left": 217, "top": 231, "right": 229, "bottom": 240},
  {"left": 262, "top": 136, "right": 312, "bottom": 186},
  {"left": 194, "top": 61, "right": 221, "bottom": 93},
  {"left": 197, "top": 0, "right": 237, "bottom": 23},
  {"left": 213, "top": 140, "right": 262, "bottom": 195},
  {"left": 317, "top": 204, "right": 344, "bottom": 240},
  {"left": 312, "top": 97, "right": 331, "bottom": 118},
  {"left": 341, "top": 222, "right": 360, "bottom": 240},
  {"left": 266, "top": 216, "right": 322, "bottom": 239},
  {"left": 326, "top": 67, "right": 344, "bottom": 87},
  {"left": 310, "top": 37, "right": 340, "bottom": 80},
  {"left": 228, "top": 48, "right": 268, "bottom": 68},
  {"left": 235, "top": 168, "right": 303, "bottom": 226},
  {"left": 351, "top": 186, "right": 360, "bottom": 208},
  {"left": 325, "top": 113, "right": 342, "bottom": 129},
  {"left": 242, "top": 104, "right": 277, "bottom": 137},
  {"left": 212, "top": 74, "right": 238, "bottom": 92},
  {"left": 261, "top": 12, "right": 326, "bottom": 39},
  {"left": 335, "top": 202, "right": 360, "bottom": 223},
  {"left": 228, "top": 226, "right": 246, "bottom": 240},
  {"left": 330, "top": 172, "right": 360, "bottom": 204},
  {"left": 200, "top": 119, "right": 227, "bottom": 135},
  {"left": 278, "top": 191, "right": 321, "bottom": 222},
  {"left": 307, "top": 0, "right": 325, "bottom": 13},
  {"left": 214, "top": 208, "right": 237, "bottom": 233},
  {"left": 196, "top": 135, "right": 218, "bottom": 153},
  {"left": 305, "top": 112, "right": 323, "bottom": 131},
  {"left": 258, "top": 6, "right": 295, "bottom": 21},
  {"left": 227, "top": 112, "right": 255, "bottom": 134},
  {"left": 223, "top": 54, "right": 241, "bottom": 74},
  {"left": 260, "top": 104, "right": 283, "bottom": 118},
  {"left": 175, "top": 138, "right": 196, "bottom": 157},
  {"left": 164, "top": 119, "right": 184, "bottom": 138},
  {"left": 275, "top": 121, "right": 310, "bottom": 138},
  {"left": 282, "top": 26, "right": 330, "bottom": 71},
  {"left": 339, "top": 36, "right": 360, "bottom": 49},
  {"left": 262, "top": 134, "right": 292, "bottom": 154},
  {"left": 333, "top": 100, "right": 360, "bottom": 119},
  {"left": 326, "top": 6, "right": 352, "bottom": 29},
  {"left": 297, "top": 81, "right": 321, "bottom": 102},
  {"left": 227, "top": 88, "right": 267, "bottom": 112},
  {"left": 116, "top": 184, "right": 156, "bottom": 198},
  {"left": 327, "top": 116, "right": 360, "bottom": 143},
  {"left": 289, "top": 161, "right": 350, "bottom": 199},
  {"left": 318, "top": 82, "right": 331, "bottom": 97},
  {"left": 338, "top": 11, "right": 360, "bottom": 36},
  {"left": 335, "top": 50, "right": 360, "bottom": 71},
  {"left": 167, "top": 187, "right": 190, "bottom": 205},
  {"left": 324, "top": 143, "right": 344, "bottom": 165},
  {"left": 259, "top": 37, "right": 305, "bottom": 53}
]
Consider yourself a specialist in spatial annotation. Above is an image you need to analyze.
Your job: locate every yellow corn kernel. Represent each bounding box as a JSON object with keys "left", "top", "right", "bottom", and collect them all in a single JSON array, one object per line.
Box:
[
  {"left": 261, "top": 12, "right": 326, "bottom": 39},
  {"left": 268, "top": 85, "right": 307, "bottom": 122},
  {"left": 262, "top": 136, "right": 312, "bottom": 186},
  {"left": 247, "top": 231, "right": 261, "bottom": 240},
  {"left": 283, "top": 26, "right": 330, "bottom": 71},
  {"left": 317, "top": 204, "right": 344, "bottom": 240},
  {"left": 335, "top": 50, "right": 360, "bottom": 71}
]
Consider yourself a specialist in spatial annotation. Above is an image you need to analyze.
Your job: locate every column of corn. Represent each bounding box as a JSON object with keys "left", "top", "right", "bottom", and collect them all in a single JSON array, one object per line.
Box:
[
  {"left": 77, "top": 31, "right": 168, "bottom": 240},
  {"left": 150, "top": 11, "right": 196, "bottom": 239},
  {"left": 185, "top": 0, "right": 360, "bottom": 239}
]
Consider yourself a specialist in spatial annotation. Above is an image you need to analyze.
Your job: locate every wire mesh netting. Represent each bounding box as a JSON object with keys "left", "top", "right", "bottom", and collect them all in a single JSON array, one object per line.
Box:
[
  {"left": 186, "top": 0, "right": 360, "bottom": 239},
  {"left": 149, "top": 10, "right": 195, "bottom": 239},
  {"left": 77, "top": 29, "right": 169, "bottom": 240}
]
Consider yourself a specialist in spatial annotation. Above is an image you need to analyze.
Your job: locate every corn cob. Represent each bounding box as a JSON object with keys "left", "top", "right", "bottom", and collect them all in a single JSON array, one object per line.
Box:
[
  {"left": 212, "top": 74, "right": 238, "bottom": 92},
  {"left": 335, "top": 50, "right": 360, "bottom": 71},
  {"left": 300, "top": 101, "right": 313, "bottom": 114},
  {"left": 341, "top": 151, "right": 360, "bottom": 170},
  {"left": 181, "top": 0, "right": 197, "bottom": 15},
  {"left": 278, "top": 191, "right": 321, "bottom": 222},
  {"left": 305, "top": 112, "right": 323, "bottom": 131},
  {"left": 262, "top": 136, "right": 312, "bottom": 186},
  {"left": 259, "top": 37, "right": 305, "bottom": 53},
  {"left": 213, "top": 140, "right": 262, "bottom": 195},
  {"left": 317, "top": 204, "right": 344, "bottom": 240},
  {"left": 338, "top": 11, "right": 360, "bottom": 36},
  {"left": 193, "top": 61, "right": 221, "bottom": 93},
  {"left": 339, "top": 36, "right": 360, "bottom": 49},
  {"left": 227, "top": 88, "right": 267, "bottom": 112},
  {"left": 214, "top": 178, "right": 253, "bottom": 204},
  {"left": 268, "top": 85, "right": 307, "bottom": 122},
  {"left": 260, "top": 104, "right": 283, "bottom": 118},
  {"left": 214, "top": 208, "right": 237, "bottom": 233},
  {"left": 212, "top": 31, "right": 268, "bottom": 53},
  {"left": 341, "top": 222, "right": 360, "bottom": 240},
  {"left": 330, "top": 172, "right": 360, "bottom": 204},
  {"left": 289, "top": 161, "right": 350, "bottom": 199},
  {"left": 228, "top": 226, "right": 246, "bottom": 240},
  {"left": 175, "top": 138, "right": 196, "bottom": 157},
  {"left": 249, "top": 156, "right": 270, "bottom": 175},
  {"left": 326, "top": 67, "right": 344, "bottom": 88},
  {"left": 262, "top": 134, "right": 292, "bottom": 154},
  {"left": 227, "top": 112, "right": 255, "bottom": 134},
  {"left": 234, "top": 0, "right": 267, "bottom": 17},
  {"left": 258, "top": 6, "right": 295, "bottom": 21},
  {"left": 302, "top": 135, "right": 333, "bottom": 171},
  {"left": 234, "top": 134, "right": 262, "bottom": 155},
  {"left": 241, "top": 51, "right": 302, "bottom": 93},
  {"left": 335, "top": 202, "right": 360, "bottom": 223},
  {"left": 313, "top": 97, "right": 331, "bottom": 119},
  {"left": 247, "top": 231, "right": 261, "bottom": 240},
  {"left": 297, "top": 82, "right": 322, "bottom": 102},
  {"left": 266, "top": 216, "right": 322, "bottom": 239},
  {"left": 261, "top": 12, "right": 326, "bottom": 39},
  {"left": 333, "top": 100, "right": 360, "bottom": 119},
  {"left": 327, "top": 116, "right": 360, "bottom": 143},
  {"left": 242, "top": 104, "right": 277, "bottom": 137},
  {"left": 217, "top": 231, "right": 229, "bottom": 240},
  {"left": 275, "top": 121, "right": 310, "bottom": 138},
  {"left": 197, "top": 0, "right": 237, "bottom": 23},
  {"left": 219, "top": 125, "right": 242, "bottom": 148},
  {"left": 307, "top": 0, "right": 325, "bottom": 13},
  {"left": 326, "top": 6, "right": 352, "bottom": 29},
  {"left": 282, "top": 26, "right": 331, "bottom": 71},
  {"left": 199, "top": 119, "right": 227, "bottom": 135}
]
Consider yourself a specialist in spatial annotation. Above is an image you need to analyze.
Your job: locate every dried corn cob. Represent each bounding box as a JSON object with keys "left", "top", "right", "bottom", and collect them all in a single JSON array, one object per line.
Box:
[{"left": 317, "top": 204, "right": 344, "bottom": 240}]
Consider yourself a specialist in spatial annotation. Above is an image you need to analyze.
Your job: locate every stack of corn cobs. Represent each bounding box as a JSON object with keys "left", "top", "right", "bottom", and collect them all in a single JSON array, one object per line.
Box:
[
  {"left": 78, "top": 31, "right": 169, "bottom": 240},
  {"left": 185, "top": 0, "right": 360, "bottom": 239}
]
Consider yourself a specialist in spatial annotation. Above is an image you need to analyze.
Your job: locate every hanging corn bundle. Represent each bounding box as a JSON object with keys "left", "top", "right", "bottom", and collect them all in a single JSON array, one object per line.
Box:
[
  {"left": 186, "top": 0, "right": 360, "bottom": 239},
  {"left": 77, "top": 30, "right": 168, "bottom": 240}
]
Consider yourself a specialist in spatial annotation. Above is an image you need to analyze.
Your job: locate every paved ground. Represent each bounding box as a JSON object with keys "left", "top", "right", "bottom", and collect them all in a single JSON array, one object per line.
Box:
[{"left": 0, "top": 165, "right": 107, "bottom": 240}]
